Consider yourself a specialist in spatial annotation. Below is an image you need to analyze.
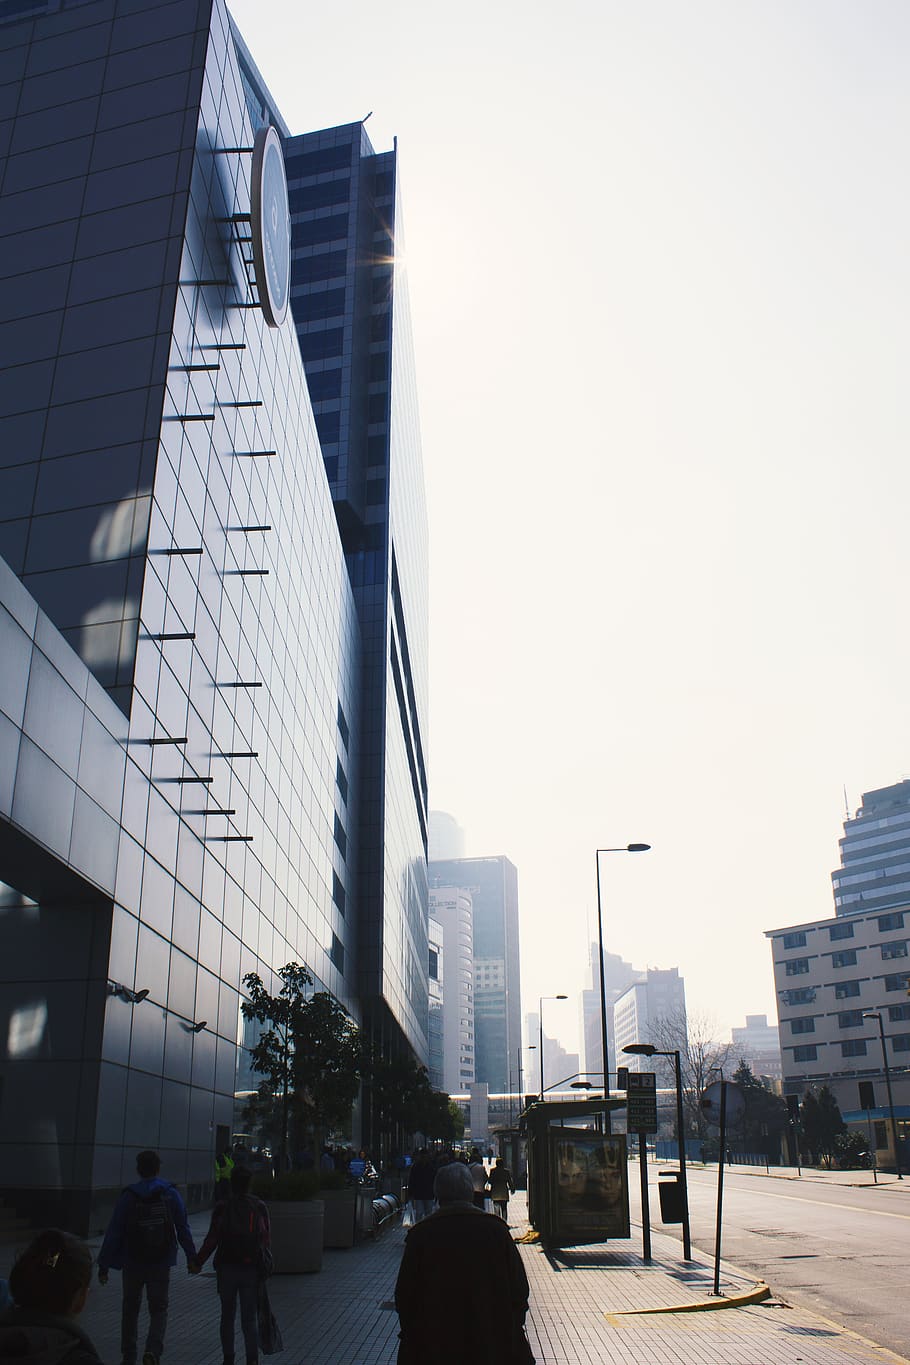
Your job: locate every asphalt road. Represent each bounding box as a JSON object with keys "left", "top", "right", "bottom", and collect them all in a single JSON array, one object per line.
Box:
[{"left": 636, "top": 1165, "right": 910, "bottom": 1360}]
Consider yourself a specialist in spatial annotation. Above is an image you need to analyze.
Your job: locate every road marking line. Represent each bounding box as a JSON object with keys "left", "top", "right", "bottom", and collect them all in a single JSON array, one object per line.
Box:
[{"left": 686, "top": 1177, "right": 910, "bottom": 1221}]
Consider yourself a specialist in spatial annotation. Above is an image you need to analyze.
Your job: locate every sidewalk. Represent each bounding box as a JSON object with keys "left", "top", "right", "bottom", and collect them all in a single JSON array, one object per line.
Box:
[
  {"left": 700, "top": 1159, "right": 909, "bottom": 1190},
  {"left": 18, "top": 1192, "right": 906, "bottom": 1365}
]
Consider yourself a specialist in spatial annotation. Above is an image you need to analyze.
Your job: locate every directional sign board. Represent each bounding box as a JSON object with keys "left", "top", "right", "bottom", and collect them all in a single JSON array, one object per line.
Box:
[{"left": 625, "top": 1070, "right": 658, "bottom": 1133}]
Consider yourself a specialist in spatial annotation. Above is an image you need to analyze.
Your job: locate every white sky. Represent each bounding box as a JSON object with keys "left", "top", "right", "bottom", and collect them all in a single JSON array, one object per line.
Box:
[{"left": 229, "top": 0, "right": 910, "bottom": 1054}]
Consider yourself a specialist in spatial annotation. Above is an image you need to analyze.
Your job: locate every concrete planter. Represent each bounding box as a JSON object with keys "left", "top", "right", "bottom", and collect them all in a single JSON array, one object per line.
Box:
[{"left": 268, "top": 1199, "right": 324, "bottom": 1273}]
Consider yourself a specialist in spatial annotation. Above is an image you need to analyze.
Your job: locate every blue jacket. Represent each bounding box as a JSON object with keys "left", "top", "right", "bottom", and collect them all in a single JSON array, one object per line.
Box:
[{"left": 98, "top": 1178, "right": 197, "bottom": 1272}]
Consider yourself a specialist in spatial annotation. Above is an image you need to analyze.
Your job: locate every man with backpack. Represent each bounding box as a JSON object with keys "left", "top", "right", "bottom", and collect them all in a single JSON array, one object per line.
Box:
[
  {"left": 193, "top": 1164, "right": 271, "bottom": 1365},
  {"left": 98, "top": 1150, "right": 198, "bottom": 1365}
]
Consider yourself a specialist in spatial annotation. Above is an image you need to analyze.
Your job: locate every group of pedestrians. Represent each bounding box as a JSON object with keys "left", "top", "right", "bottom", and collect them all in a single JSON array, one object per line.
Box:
[
  {"left": 407, "top": 1147, "right": 516, "bottom": 1224},
  {"left": 0, "top": 1149, "right": 272, "bottom": 1365}
]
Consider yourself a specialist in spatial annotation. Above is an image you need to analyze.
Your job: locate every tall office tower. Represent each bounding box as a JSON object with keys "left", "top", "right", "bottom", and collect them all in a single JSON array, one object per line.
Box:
[
  {"left": 832, "top": 781, "right": 910, "bottom": 917},
  {"left": 613, "top": 968, "right": 687, "bottom": 1089},
  {"left": 580, "top": 944, "right": 640, "bottom": 1084},
  {"left": 428, "top": 886, "right": 474, "bottom": 1093},
  {"left": 429, "top": 810, "right": 466, "bottom": 862},
  {"left": 430, "top": 857, "right": 521, "bottom": 1093},
  {"left": 427, "top": 915, "right": 444, "bottom": 1091},
  {"left": 730, "top": 1014, "right": 782, "bottom": 1081},
  {"left": 278, "top": 118, "right": 430, "bottom": 1093},
  {"left": 0, "top": 0, "right": 426, "bottom": 1227}
]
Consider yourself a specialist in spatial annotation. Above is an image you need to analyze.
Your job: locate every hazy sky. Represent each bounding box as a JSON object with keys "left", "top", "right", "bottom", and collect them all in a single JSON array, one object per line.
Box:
[{"left": 229, "top": 0, "right": 910, "bottom": 1054}]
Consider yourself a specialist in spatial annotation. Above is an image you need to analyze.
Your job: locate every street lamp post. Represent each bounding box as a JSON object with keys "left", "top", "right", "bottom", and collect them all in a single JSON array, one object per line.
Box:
[
  {"left": 595, "top": 844, "right": 651, "bottom": 1129},
  {"left": 539, "top": 995, "right": 567, "bottom": 1098},
  {"left": 624, "top": 1042, "right": 692, "bottom": 1261},
  {"left": 863, "top": 1011, "right": 903, "bottom": 1179}
]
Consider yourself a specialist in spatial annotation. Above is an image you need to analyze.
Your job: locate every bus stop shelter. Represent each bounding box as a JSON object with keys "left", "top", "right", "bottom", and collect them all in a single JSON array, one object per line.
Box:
[{"left": 524, "top": 1097, "right": 630, "bottom": 1246}]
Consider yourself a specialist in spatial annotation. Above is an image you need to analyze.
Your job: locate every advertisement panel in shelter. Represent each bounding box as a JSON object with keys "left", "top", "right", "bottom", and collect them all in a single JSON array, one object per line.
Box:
[{"left": 551, "top": 1130, "right": 629, "bottom": 1241}]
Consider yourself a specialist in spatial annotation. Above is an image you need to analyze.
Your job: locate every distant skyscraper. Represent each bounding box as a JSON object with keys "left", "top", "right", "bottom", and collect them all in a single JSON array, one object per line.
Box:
[
  {"left": 613, "top": 968, "right": 687, "bottom": 1088},
  {"left": 580, "top": 944, "right": 640, "bottom": 1083},
  {"left": 730, "top": 1014, "right": 781, "bottom": 1080},
  {"left": 429, "top": 886, "right": 475, "bottom": 1093},
  {"left": 833, "top": 781, "right": 910, "bottom": 917},
  {"left": 429, "top": 857, "right": 521, "bottom": 1093},
  {"left": 429, "top": 811, "right": 466, "bottom": 862}
]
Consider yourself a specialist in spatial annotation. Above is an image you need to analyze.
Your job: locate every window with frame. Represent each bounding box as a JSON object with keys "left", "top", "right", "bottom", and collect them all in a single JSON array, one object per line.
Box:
[
  {"left": 878, "top": 912, "right": 905, "bottom": 932},
  {"left": 829, "top": 922, "right": 855, "bottom": 941},
  {"left": 789, "top": 1017, "right": 815, "bottom": 1034},
  {"left": 892, "top": 1034, "right": 910, "bottom": 1052},
  {"left": 831, "top": 950, "right": 857, "bottom": 968},
  {"left": 834, "top": 980, "right": 861, "bottom": 999},
  {"left": 885, "top": 973, "right": 910, "bottom": 991},
  {"left": 838, "top": 1010, "right": 864, "bottom": 1028},
  {"left": 793, "top": 1045, "right": 817, "bottom": 1062},
  {"left": 780, "top": 987, "right": 816, "bottom": 1005},
  {"left": 785, "top": 958, "right": 810, "bottom": 976},
  {"left": 783, "top": 931, "right": 808, "bottom": 950},
  {"left": 881, "top": 941, "right": 908, "bottom": 961},
  {"left": 841, "top": 1039, "right": 867, "bottom": 1058},
  {"left": 888, "top": 1004, "right": 910, "bottom": 1022}
]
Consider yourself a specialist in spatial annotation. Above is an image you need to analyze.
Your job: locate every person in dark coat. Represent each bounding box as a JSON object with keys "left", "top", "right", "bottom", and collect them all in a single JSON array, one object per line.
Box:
[
  {"left": 405, "top": 1150, "right": 436, "bottom": 1223},
  {"left": 98, "top": 1149, "right": 197, "bottom": 1365},
  {"left": 395, "top": 1162, "right": 534, "bottom": 1364},
  {"left": 0, "top": 1229, "right": 103, "bottom": 1364}
]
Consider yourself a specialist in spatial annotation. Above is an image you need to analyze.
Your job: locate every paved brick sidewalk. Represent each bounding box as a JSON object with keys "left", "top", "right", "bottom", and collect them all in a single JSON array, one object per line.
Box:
[{"left": 6, "top": 1191, "right": 904, "bottom": 1365}]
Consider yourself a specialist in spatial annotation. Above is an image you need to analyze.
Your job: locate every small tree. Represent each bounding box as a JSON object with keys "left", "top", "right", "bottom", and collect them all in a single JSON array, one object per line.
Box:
[
  {"left": 242, "top": 963, "right": 362, "bottom": 1171},
  {"left": 800, "top": 1085, "right": 845, "bottom": 1167},
  {"left": 732, "top": 1059, "right": 788, "bottom": 1158}
]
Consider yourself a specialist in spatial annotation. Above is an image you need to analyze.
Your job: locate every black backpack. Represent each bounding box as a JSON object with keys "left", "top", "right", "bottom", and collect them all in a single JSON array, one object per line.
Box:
[
  {"left": 219, "top": 1195, "right": 262, "bottom": 1267},
  {"left": 124, "top": 1185, "right": 176, "bottom": 1262}
]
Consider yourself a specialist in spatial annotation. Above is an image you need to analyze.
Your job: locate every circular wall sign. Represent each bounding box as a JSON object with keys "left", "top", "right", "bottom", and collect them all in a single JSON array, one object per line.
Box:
[{"left": 250, "top": 124, "right": 291, "bottom": 328}]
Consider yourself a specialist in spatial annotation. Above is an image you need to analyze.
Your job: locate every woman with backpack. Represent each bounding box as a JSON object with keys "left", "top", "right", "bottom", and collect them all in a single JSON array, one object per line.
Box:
[{"left": 194, "top": 1165, "right": 271, "bottom": 1365}]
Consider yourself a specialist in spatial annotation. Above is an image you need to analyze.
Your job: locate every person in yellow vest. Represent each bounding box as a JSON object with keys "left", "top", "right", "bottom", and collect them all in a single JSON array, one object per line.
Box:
[{"left": 214, "top": 1148, "right": 235, "bottom": 1204}]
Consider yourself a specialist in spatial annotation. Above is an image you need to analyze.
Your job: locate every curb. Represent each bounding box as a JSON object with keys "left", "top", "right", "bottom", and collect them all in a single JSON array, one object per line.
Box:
[{"left": 606, "top": 1281, "right": 771, "bottom": 1318}]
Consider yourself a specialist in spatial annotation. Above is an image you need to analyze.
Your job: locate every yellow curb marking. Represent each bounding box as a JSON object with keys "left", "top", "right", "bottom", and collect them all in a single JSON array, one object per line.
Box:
[{"left": 607, "top": 1282, "right": 770, "bottom": 1320}]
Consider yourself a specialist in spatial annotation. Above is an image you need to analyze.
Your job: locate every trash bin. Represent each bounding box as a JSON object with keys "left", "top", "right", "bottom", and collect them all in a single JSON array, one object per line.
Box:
[{"left": 657, "top": 1171, "right": 684, "bottom": 1224}]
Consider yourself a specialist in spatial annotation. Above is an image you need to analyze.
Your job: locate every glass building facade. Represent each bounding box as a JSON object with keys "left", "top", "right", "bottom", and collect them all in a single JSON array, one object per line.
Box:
[{"left": 0, "top": 0, "right": 427, "bottom": 1226}]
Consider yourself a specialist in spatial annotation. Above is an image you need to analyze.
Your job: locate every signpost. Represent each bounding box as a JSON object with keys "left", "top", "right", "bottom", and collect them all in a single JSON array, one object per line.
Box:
[
  {"left": 625, "top": 1071, "right": 657, "bottom": 1261},
  {"left": 700, "top": 1079, "right": 744, "bottom": 1295}
]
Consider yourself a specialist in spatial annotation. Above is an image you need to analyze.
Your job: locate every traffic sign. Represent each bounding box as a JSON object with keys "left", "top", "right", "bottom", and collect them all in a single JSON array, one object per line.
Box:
[
  {"left": 699, "top": 1080, "right": 745, "bottom": 1129},
  {"left": 626, "top": 1071, "right": 658, "bottom": 1132}
]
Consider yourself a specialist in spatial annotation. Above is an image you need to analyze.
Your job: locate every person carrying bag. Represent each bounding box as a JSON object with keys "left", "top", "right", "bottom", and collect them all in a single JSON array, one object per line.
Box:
[{"left": 194, "top": 1166, "right": 275, "bottom": 1365}]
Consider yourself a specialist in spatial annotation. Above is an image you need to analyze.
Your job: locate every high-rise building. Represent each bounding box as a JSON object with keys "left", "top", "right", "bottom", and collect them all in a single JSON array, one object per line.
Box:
[
  {"left": 832, "top": 781, "right": 910, "bottom": 918},
  {"left": 427, "top": 915, "right": 444, "bottom": 1091},
  {"left": 612, "top": 968, "right": 687, "bottom": 1088},
  {"left": 429, "top": 810, "right": 466, "bottom": 862},
  {"left": 278, "top": 115, "right": 430, "bottom": 1105},
  {"left": 766, "top": 780, "right": 910, "bottom": 1164},
  {"left": 0, "top": 0, "right": 427, "bottom": 1226},
  {"left": 428, "top": 886, "right": 475, "bottom": 1094},
  {"left": 580, "top": 944, "right": 640, "bottom": 1084},
  {"left": 730, "top": 1014, "right": 782, "bottom": 1081},
  {"left": 429, "top": 857, "right": 521, "bottom": 1093}
]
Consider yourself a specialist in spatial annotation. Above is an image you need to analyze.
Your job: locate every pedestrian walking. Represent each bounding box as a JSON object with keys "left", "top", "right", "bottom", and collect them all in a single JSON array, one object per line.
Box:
[
  {"left": 405, "top": 1149, "right": 436, "bottom": 1222},
  {"left": 0, "top": 1229, "right": 103, "bottom": 1364},
  {"left": 487, "top": 1158, "right": 516, "bottom": 1221},
  {"left": 98, "top": 1149, "right": 197, "bottom": 1365},
  {"left": 395, "top": 1162, "right": 534, "bottom": 1363},
  {"left": 194, "top": 1164, "right": 271, "bottom": 1365},
  {"left": 468, "top": 1150, "right": 488, "bottom": 1210}
]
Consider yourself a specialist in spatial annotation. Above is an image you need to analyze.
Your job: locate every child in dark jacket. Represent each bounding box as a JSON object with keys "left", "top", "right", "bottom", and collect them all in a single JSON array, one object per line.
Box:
[{"left": 0, "top": 1228, "right": 104, "bottom": 1364}]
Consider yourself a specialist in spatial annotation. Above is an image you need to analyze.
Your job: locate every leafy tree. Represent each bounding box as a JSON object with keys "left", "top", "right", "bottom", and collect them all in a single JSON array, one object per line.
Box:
[
  {"left": 800, "top": 1085, "right": 845, "bottom": 1166},
  {"left": 242, "top": 963, "right": 362, "bottom": 1170},
  {"left": 367, "top": 1051, "right": 456, "bottom": 1144},
  {"left": 731, "top": 1060, "right": 788, "bottom": 1158}
]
